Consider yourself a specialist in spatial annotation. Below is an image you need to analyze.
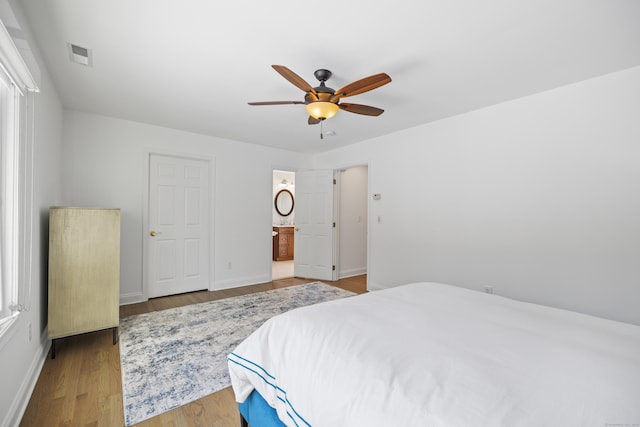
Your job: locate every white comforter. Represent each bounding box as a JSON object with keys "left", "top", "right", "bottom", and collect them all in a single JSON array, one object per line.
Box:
[{"left": 228, "top": 282, "right": 640, "bottom": 426}]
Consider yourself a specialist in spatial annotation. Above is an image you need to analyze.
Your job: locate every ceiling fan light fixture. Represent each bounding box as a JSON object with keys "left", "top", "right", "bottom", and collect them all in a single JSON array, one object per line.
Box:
[
  {"left": 305, "top": 101, "right": 339, "bottom": 120},
  {"left": 249, "top": 65, "right": 391, "bottom": 125}
]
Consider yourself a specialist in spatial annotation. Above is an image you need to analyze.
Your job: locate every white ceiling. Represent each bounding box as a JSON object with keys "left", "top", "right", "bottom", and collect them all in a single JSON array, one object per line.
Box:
[{"left": 17, "top": 0, "right": 640, "bottom": 153}]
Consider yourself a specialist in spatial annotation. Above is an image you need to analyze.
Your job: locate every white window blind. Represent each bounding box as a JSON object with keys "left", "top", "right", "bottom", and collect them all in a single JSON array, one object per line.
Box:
[{"left": 0, "top": 17, "right": 38, "bottom": 337}]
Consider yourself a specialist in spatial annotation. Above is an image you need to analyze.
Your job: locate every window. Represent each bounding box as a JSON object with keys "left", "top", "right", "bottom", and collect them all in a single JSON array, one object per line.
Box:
[{"left": 0, "top": 20, "right": 38, "bottom": 337}]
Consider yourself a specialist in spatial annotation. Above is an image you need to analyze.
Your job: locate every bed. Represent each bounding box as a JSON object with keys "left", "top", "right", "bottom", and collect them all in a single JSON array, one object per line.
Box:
[{"left": 227, "top": 282, "right": 640, "bottom": 426}]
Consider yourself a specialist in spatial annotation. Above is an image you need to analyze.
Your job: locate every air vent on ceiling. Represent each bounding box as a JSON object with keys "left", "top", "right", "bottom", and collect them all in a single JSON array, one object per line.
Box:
[{"left": 66, "top": 42, "right": 93, "bottom": 67}]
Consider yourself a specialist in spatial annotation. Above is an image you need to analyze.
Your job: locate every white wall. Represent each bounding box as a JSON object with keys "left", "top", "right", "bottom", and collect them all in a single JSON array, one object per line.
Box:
[
  {"left": 62, "top": 111, "right": 311, "bottom": 303},
  {"left": 315, "top": 66, "right": 640, "bottom": 326},
  {"left": 337, "top": 166, "right": 368, "bottom": 278},
  {"left": 0, "top": 3, "right": 64, "bottom": 425}
]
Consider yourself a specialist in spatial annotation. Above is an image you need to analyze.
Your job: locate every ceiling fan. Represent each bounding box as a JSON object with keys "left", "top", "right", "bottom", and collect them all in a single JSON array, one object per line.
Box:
[{"left": 249, "top": 65, "right": 391, "bottom": 125}]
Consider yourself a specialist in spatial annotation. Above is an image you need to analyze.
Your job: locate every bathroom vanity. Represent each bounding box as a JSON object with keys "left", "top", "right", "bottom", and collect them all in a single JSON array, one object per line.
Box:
[{"left": 272, "top": 226, "right": 294, "bottom": 261}]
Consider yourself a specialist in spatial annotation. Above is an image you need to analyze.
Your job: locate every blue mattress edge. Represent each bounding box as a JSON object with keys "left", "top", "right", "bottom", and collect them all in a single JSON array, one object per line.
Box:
[{"left": 239, "top": 389, "right": 286, "bottom": 427}]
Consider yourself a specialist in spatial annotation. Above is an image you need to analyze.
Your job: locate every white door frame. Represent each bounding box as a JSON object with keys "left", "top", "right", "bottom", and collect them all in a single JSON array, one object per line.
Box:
[{"left": 142, "top": 149, "right": 215, "bottom": 300}]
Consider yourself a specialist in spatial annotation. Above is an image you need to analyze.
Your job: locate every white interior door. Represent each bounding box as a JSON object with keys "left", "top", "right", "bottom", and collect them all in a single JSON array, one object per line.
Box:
[
  {"left": 294, "top": 169, "right": 335, "bottom": 281},
  {"left": 148, "top": 154, "right": 210, "bottom": 298}
]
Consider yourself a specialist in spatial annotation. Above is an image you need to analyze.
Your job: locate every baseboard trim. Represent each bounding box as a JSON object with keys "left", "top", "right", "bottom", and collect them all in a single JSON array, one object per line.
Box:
[
  {"left": 366, "top": 281, "right": 385, "bottom": 291},
  {"left": 2, "top": 330, "right": 50, "bottom": 427},
  {"left": 120, "top": 291, "right": 145, "bottom": 306},
  {"left": 338, "top": 267, "right": 367, "bottom": 279},
  {"left": 213, "top": 274, "right": 271, "bottom": 291},
  {"left": 120, "top": 274, "right": 277, "bottom": 304}
]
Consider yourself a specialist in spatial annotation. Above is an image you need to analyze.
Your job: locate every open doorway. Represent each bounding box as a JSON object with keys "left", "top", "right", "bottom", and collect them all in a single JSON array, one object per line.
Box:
[
  {"left": 270, "top": 166, "right": 368, "bottom": 283},
  {"left": 337, "top": 165, "right": 368, "bottom": 279},
  {"left": 272, "top": 170, "right": 295, "bottom": 280}
]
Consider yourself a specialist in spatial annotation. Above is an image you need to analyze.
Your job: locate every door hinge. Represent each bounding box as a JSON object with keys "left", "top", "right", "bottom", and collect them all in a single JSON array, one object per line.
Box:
[
  {"left": 333, "top": 178, "right": 336, "bottom": 184},
  {"left": 333, "top": 222, "right": 336, "bottom": 228},
  {"left": 332, "top": 265, "right": 336, "bottom": 271}
]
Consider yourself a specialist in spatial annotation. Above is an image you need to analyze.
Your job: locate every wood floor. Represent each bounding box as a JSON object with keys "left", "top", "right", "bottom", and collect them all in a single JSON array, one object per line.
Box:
[{"left": 20, "top": 275, "right": 367, "bottom": 427}]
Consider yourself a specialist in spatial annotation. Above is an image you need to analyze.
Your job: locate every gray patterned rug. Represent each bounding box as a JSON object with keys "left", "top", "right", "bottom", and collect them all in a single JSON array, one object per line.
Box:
[{"left": 119, "top": 282, "right": 355, "bottom": 425}]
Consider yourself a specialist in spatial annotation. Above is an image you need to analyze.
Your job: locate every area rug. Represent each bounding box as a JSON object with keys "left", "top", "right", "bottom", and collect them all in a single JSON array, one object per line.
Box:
[{"left": 119, "top": 282, "right": 355, "bottom": 425}]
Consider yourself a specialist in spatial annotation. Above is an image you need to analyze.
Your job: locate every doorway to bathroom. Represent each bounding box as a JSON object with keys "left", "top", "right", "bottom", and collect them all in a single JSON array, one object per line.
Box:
[
  {"left": 270, "top": 166, "right": 369, "bottom": 283},
  {"left": 272, "top": 170, "right": 295, "bottom": 279}
]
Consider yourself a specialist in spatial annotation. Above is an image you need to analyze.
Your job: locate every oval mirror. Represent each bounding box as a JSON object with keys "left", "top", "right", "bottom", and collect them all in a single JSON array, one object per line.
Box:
[{"left": 275, "top": 189, "right": 294, "bottom": 217}]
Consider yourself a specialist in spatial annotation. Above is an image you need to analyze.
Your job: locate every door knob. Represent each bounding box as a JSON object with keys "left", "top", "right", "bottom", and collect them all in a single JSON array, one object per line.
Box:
[
  {"left": 150, "top": 231, "right": 158, "bottom": 237},
  {"left": 295, "top": 227, "right": 300, "bottom": 231}
]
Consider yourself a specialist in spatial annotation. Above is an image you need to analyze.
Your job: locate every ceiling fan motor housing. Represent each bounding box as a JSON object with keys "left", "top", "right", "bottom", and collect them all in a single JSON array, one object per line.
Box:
[
  {"left": 305, "top": 92, "right": 334, "bottom": 104},
  {"left": 309, "top": 69, "right": 335, "bottom": 104}
]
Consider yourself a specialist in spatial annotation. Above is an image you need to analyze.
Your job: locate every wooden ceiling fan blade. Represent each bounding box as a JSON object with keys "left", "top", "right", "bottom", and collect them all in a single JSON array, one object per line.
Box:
[
  {"left": 333, "top": 73, "right": 392, "bottom": 99},
  {"left": 339, "top": 103, "right": 384, "bottom": 116},
  {"left": 308, "top": 116, "right": 321, "bottom": 125},
  {"left": 248, "top": 101, "right": 305, "bottom": 105},
  {"left": 272, "top": 65, "right": 317, "bottom": 95}
]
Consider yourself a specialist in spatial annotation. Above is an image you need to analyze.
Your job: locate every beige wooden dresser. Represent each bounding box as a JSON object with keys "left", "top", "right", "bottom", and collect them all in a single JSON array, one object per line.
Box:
[{"left": 47, "top": 207, "right": 120, "bottom": 358}]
